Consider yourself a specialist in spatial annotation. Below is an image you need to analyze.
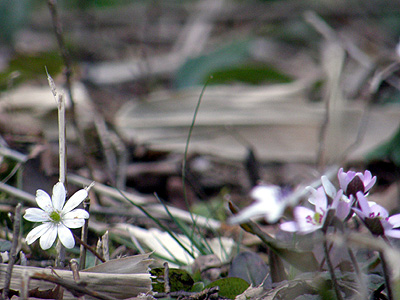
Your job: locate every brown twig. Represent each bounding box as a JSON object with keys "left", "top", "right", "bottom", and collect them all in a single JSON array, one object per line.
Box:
[
  {"left": 74, "top": 233, "right": 105, "bottom": 264},
  {"left": 47, "top": 0, "right": 74, "bottom": 110},
  {"left": 30, "top": 272, "right": 117, "bottom": 300},
  {"left": 47, "top": 0, "right": 97, "bottom": 183},
  {"left": 79, "top": 196, "right": 91, "bottom": 269},
  {"left": 154, "top": 286, "right": 219, "bottom": 299},
  {"left": 2, "top": 203, "right": 22, "bottom": 300}
]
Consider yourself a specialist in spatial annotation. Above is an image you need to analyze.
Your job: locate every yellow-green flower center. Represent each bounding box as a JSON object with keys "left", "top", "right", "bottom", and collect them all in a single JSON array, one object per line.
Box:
[
  {"left": 49, "top": 210, "right": 62, "bottom": 223},
  {"left": 314, "top": 212, "right": 323, "bottom": 224}
]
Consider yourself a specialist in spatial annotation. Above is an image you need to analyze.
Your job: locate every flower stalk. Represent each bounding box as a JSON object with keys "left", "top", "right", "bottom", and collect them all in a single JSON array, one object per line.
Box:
[{"left": 322, "top": 235, "right": 343, "bottom": 300}]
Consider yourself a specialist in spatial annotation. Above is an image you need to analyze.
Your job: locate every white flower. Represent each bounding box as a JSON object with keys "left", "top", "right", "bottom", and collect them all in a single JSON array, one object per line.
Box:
[
  {"left": 229, "top": 185, "right": 286, "bottom": 224},
  {"left": 23, "top": 182, "right": 89, "bottom": 250}
]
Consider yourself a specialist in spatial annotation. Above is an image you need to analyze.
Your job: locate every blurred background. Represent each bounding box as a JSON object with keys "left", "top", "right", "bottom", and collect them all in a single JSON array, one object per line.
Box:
[{"left": 1, "top": 0, "right": 400, "bottom": 204}]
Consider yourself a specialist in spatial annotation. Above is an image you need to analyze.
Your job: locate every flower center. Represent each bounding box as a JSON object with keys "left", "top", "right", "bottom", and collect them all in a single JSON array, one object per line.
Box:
[
  {"left": 369, "top": 212, "right": 389, "bottom": 221},
  {"left": 49, "top": 210, "right": 62, "bottom": 223},
  {"left": 346, "top": 176, "right": 364, "bottom": 197},
  {"left": 306, "top": 212, "right": 323, "bottom": 225}
]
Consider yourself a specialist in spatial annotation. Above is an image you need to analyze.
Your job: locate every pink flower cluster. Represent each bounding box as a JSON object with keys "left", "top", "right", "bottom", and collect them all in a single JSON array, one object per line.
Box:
[{"left": 280, "top": 168, "right": 400, "bottom": 238}]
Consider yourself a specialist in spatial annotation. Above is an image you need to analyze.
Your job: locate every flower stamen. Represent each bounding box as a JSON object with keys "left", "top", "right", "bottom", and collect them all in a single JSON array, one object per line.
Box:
[{"left": 49, "top": 211, "right": 62, "bottom": 223}]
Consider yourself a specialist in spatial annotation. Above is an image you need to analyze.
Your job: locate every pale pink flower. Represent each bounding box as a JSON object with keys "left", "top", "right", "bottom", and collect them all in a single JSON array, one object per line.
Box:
[
  {"left": 353, "top": 192, "right": 400, "bottom": 238},
  {"left": 338, "top": 168, "right": 376, "bottom": 197},
  {"left": 280, "top": 186, "right": 350, "bottom": 234}
]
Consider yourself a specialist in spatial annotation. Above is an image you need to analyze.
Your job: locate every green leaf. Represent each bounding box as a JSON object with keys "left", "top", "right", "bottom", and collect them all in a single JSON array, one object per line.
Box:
[
  {"left": 150, "top": 267, "right": 194, "bottom": 293},
  {"left": 174, "top": 39, "right": 253, "bottom": 89},
  {"left": 205, "top": 277, "right": 249, "bottom": 299},
  {"left": 208, "top": 64, "right": 292, "bottom": 85}
]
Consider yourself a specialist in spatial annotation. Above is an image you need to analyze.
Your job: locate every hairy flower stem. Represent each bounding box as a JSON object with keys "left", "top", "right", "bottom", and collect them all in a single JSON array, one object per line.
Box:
[
  {"left": 379, "top": 250, "right": 393, "bottom": 300},
  {"left": 323, "top": 237, "right": 343, "bottom": 300},
  {"left": 347, "top": 247, "right": 367, "bottom": 299}
]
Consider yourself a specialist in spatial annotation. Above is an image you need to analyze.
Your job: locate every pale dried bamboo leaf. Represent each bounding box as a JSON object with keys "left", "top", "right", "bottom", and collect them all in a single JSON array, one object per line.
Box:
[
  {"left": 0, "top": 254, "right": 152, "bottom": 300},
  {"left": 83, "top": 253, "right": 153, "bottom": 274},
  {"left": 115, "top": 84, "right": 400, "bottom": 162}
]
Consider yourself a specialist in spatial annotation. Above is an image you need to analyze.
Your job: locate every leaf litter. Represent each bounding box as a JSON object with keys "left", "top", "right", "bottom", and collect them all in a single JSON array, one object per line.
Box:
[{"left": 1, "top": 1, "right": 400, "bottom": 299}]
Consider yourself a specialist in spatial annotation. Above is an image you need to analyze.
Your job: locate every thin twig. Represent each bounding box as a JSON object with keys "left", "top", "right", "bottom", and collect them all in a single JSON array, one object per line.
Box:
[
  {"left": 47, "top": 0, "right": 97, "bottom": 183},
  {"left": 57, "top": 93, "right": 67, "bottom": 186},
  {"left": 47, "top": 0, "right": 74, "bottom": 110},
  {"left": 154, "top": 286, "right": 219, "bottom": 299},
  {"left": 30, "top": 273, "right": 117, "bottom": 300},
  {"left": 70, "top": 259, "right": 85, "bottom": 300},
  {"left": 2, "top": 203, "right": 21, "bottom": 300},
  {"left": 163, "top": 262, "right": 170, "bottom": 294},
  {"left": 79, "top": 196, "right": 91, "bottom": 269},
  {"left": 74, "top": 233, "right": 105, "bottom": 263}
]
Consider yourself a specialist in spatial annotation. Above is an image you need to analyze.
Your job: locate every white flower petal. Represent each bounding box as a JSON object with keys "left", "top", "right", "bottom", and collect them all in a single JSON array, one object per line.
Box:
[
  {"left": 370, "top": 204, "right": 389, "bottom": 219},
  {"left": 294, "top": 206, "right": 321, "bottom": 234},
  {"left": 229, "top": 201, "right": 268, "bottom": 224},
  {"left": 385, "top": 229, "right": 400, "bottom": 238},
  {"left": 25, "top": 223, "right": 51, "bottom": 245},
  {"left": 280, "top": 221, "right": 298, "bottom": 232},
  {"left": 314, "top": 188, "right": 327, "bottom": 214},
  {"left": 23, "top": 208, "right": 50, "bottom": 222},
  {"left": 62, "top": 189, "right": 88, "bottom": 214},
  {"left": 58, "top": 224, "right": 75, "bottom": 248},
  {"left": 52, "top": 182, "right": 66, "bottom": 211},
  {"left": 265, "top": 202, "right": 286, "bottom": 223},
  {"left": 306, "top": 186, "right": 317, "bottom": 205},
  {"left": 39, "top": 224, "right": 58, "bottom": 250},
  {"left": 388, "top": 214, "right": 400, "bottom": 227},
  {"left": 321, "top": 176, "right": 336, "bottom": 199},
  {"left": 64, "top": 209, "right": 89, "bottom": 220},
  {"left": 63, "top": 218, "right": 86, "bottom": 229},
  {"left": 251, "top": 185, "right": 280, "bottom": 202},
  {"left": 36, "top": 190, "right": 53, "bottom": 212}
]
